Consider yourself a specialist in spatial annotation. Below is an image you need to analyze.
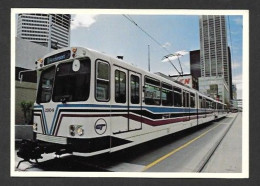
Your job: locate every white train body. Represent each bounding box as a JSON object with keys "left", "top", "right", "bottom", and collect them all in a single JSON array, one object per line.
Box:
[{"left": 32, "top": 47, "right": 227, "bottom": 156}]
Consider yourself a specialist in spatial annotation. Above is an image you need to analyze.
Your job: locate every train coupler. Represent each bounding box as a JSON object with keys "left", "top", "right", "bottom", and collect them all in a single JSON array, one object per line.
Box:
[{"left": 16, "top": 139, "right": 43, "bottom": 168}]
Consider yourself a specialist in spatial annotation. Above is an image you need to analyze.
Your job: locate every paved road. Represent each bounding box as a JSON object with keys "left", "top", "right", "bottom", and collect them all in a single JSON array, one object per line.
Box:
[{"left": 15, "top": 113, "right": 241, "bottom": 172}]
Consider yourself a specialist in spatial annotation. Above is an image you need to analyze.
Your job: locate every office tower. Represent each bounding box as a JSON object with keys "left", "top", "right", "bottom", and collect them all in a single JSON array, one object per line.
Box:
[
  {"left": 17, "top": 14, "right": 71, "bottom": 49},
  {"left": 199, "top": 15, "right": 232, "bottom": 104},
  {"left": 199, "top": 15, "right": 230, "bottom": 86}
]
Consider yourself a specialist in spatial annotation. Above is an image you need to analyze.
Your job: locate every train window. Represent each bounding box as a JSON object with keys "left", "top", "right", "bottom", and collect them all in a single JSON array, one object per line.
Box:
[
  {"left": 173, "top": 86, "right": 182, "bottom": 107},
  {"left": 186, "top": 92, "right": 190, "bottom": 107},
  {"left": 206, "top": 100, "right": 210, "bottom": 108},
  {"left": 37, "top": 66, "right": 55, "bottom": 103},
  {"left": 96, "top": 60, "right": 110, "bottom": 101},
  {"left": 144, "top": 77, "right": 161, "bottom": 105},
  {"left": 115, "top": 70, "right": 126, "bottom": 103},
  {"left": 209, "top": 101, "right": 212, "bottom": 108},
  {"left": 183, "top": 91, "right": 189, "bottom": 107},
  {"left": 202, "top": 98, "right": 206, "bottom": 108},
  {"left": 199, "top": 96, "right": 203, "bottom": 108},
  {"left": 131, "top": 75, "right": 140, "bottom": 104},
  {"left": 183, "top": 92, "right": 186, "bottom": 107},
  {"left": 162, "top": 83, "right": 173, "bottom": 106},
  {"left": 212, "top": 102, "right": 216, "bottom": 109},
  {"left": 190, "top": 93, "right": 195, "bottom": 108}
]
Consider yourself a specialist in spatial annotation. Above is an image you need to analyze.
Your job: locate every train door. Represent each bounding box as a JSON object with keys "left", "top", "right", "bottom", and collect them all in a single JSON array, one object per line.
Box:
[
  {"left": 111, "top": 66, "right": 129, "bottom": 134},
  {"left": 128, "top": 71, "right": 142, "bottom": 130}
]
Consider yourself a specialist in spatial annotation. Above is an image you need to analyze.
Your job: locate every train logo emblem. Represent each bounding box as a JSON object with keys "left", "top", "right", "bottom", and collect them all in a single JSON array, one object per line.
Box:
[{"left": 94, "top": 119, "right": 107, "bottom": 135}]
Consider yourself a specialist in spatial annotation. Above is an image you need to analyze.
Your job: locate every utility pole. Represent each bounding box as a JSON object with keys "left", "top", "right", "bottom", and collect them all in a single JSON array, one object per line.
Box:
[{"left": 148, "top": 45, "right": 150, "bottom": 72}]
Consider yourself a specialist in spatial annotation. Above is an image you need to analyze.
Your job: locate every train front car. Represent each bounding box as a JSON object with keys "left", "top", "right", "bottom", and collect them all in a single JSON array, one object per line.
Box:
[{"left": 32, "top": 47, "right": 112, "bottom": 157}]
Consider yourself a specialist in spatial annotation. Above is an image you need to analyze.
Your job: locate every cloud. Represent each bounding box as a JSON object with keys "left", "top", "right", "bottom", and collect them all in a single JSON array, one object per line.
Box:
[
  {"left": 71, "top": 14, "right": 98, "bottom": 30},
  {"left": 231, "top": 62, "right": 242, "bottom": 69},
  {"left": 162, "top": 42, "right": 171, "bottom": 49},
  {"left": 233, "top": 17, "right": 242, "bottom": 25}
]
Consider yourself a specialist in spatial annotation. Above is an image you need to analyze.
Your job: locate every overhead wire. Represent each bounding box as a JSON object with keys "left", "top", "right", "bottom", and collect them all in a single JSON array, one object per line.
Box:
[{"left": 122, "top": 14, "right": 182, "bottom": 75}]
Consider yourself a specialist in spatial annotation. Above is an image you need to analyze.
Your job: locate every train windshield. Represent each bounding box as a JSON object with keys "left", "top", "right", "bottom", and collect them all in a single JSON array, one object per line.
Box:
[{"left": 37, "top": 58, "right": 91, "bottom": 103}]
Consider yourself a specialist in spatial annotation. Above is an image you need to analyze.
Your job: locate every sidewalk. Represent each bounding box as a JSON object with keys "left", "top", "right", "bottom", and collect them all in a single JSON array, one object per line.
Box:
[{"left": 202, "top": 112, "right": 242, "bottom": 173}]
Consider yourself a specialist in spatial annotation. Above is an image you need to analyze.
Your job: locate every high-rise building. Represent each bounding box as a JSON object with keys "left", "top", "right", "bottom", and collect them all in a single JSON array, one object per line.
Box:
[
  {"left": 199, "top": 15, "right": 230, "bottom": 86},
  {"left": 190, "top": 50, "right": 201, "bottom": 79},
  {"left": 17, "top": 14, "right": 71, "bottom": 49},
  {"left": 199, "top": 15, "right": 232, "bottom": 105}
]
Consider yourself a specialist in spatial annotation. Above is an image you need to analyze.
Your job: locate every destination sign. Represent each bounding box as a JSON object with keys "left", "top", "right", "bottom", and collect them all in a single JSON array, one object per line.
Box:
[{"left": 44, "top": 50, "right": 71, "bottom": 65}]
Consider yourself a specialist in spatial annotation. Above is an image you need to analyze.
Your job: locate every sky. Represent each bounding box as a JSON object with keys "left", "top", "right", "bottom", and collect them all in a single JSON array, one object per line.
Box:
[{"left": 70, "top": 14, "right": 243, "bottom": 99}]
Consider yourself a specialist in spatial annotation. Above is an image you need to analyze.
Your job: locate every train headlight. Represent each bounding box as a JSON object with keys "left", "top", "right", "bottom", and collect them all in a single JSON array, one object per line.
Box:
[
  {"left": 33, "top": 123, "right": 37, "bottom": 131},
  {"left": 76, "top": 126, "right": 84, "bottom": 136},
  {"left": 70, "top": 125, "right": 84, "bottom": 136}
]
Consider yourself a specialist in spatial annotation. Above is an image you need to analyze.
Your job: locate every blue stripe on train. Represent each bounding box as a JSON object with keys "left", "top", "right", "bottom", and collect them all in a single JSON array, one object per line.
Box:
[
  {"left": 34, "top": 103, "right": 212, "bottom": 134},
  {"left": 45, "top": 104, "right": 198, "bottom": 112}
]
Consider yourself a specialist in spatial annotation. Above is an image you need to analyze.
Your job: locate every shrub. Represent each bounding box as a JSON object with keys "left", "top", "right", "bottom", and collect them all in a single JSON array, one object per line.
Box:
[{"left": 20, "top": 101, "right": 34, "bottom": 124}]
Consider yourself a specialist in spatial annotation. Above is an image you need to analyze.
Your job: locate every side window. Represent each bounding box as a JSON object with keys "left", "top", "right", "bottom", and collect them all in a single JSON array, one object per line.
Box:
[
  {"left": 183, "top": 91, "right": 187, "bottom": 107},
  {"left": 190, "top": 93, "right": 195, "bottom": 108},
  {"left": 210, "top": 101, "right": 213, "bottom": 109},
  {"left": 212, "top": 102, "right": 216, "bottom": 109},
  {"left": 199, "top": 96, "right": 203, "bottom": 108},
  {"left": 217, "top": 103, "right": 222, "bottom": 110},
  {"left": 96, "top": 60, "right": 110, "bottom": 101},
  {"left": 37, "top": 66, "right": 55, "bottom": 103},
  {"left": 131, "top": 75, "right": 140, "bottom": 104},
  {"left": 186, "top": 92, "right": 190, "bottom": 107},
  {"left": 144, "top": 77, "right": 161, "bottom": 105},
  {"left": 115, "top": 70, "right": 126, "bottom": 103},
  {"left": 206, "top": 100, "right": 210, "bottom": 108},
  {"left": 203, "top": 98, "right": 206, "bottom": 108},
  {"left": 173, "top": 86, "right": 182, "bottom": 107},
  {"left": 162, "top": 83, "right": 173, "bottom": 106}
]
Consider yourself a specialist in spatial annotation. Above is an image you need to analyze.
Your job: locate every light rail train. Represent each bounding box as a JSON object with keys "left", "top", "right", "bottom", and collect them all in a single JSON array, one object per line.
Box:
[{"left": 17, "top": 47, "right": 227, "bottom": 163}]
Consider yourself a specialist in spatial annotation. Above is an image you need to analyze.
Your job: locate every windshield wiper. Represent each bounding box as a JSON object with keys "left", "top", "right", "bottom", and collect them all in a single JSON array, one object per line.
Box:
[{"left": 61, "top": 95, "right": 70, "bottom": 104}]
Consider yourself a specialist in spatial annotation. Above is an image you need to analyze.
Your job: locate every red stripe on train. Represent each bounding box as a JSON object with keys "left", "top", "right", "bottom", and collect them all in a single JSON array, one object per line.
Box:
[{"left": 53, "top": 113, "right": 198, "bottom": 135}]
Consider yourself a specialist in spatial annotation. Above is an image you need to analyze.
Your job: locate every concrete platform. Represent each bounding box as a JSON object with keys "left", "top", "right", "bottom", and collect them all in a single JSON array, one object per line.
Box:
[{"left": 202, "top": 112, "right": 242, "bottom": 173}]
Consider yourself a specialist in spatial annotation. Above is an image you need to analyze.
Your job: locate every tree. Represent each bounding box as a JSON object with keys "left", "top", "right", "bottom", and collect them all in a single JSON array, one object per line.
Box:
[{"left": 20, "top": 101, "right": 34, "bottom": 124}]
